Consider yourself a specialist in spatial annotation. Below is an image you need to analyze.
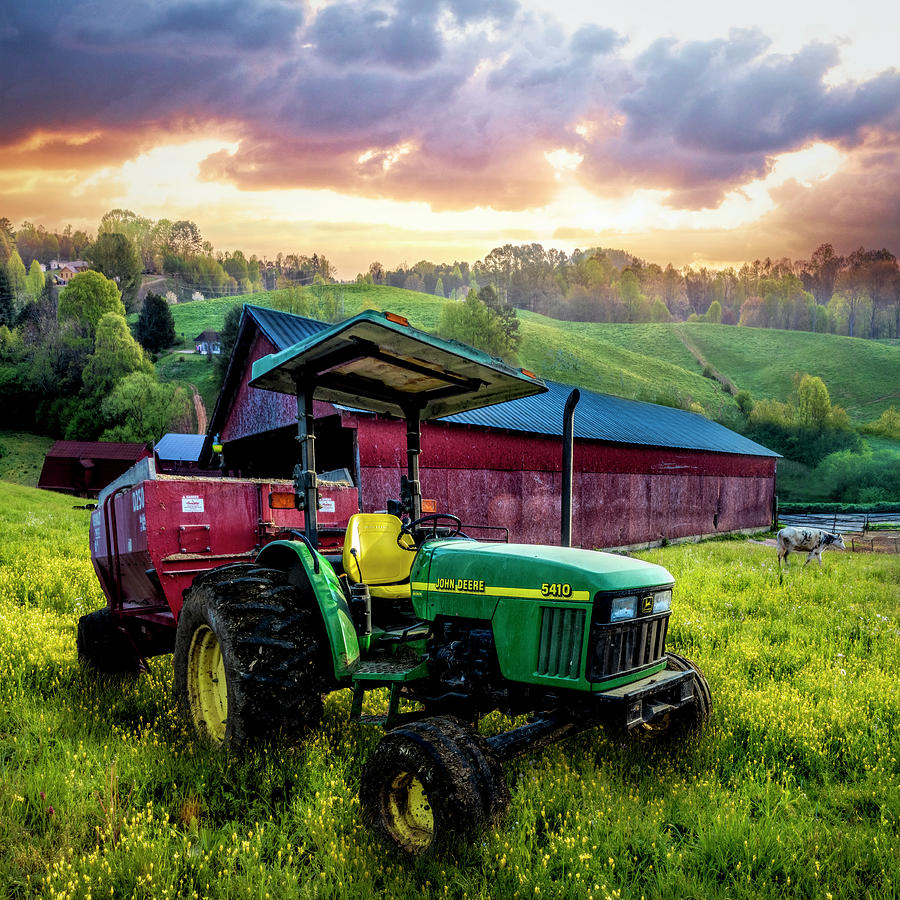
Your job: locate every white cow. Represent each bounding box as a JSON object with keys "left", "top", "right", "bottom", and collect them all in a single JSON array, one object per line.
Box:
[{"left": 776, "top": 526, "right": 846, "bottom": 567}]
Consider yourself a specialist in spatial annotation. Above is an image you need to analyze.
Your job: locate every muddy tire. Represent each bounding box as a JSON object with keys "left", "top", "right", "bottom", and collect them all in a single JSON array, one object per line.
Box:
[
  {"left": 633, "top": 651, "right": 712, "bottom": 741},
  {"left": 77, "top": 608, "right": 144, "bottom": 675},
  {"left": 360, "top": 716, "right": 509, "bottom": 855},
  {"left": 173, "top": 565, "right": 331, "bottom": 749}
]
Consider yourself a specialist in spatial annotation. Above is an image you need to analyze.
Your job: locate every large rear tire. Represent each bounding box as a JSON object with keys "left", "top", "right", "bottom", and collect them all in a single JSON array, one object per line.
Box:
[
  {"left": 77, "top": 608, "right": 144, "bottom": 676},
  {"left": 173, "top": 565, "right": 331, "bottom": 749},
  {"left": 360, "top": 716, "right": 509, "bottom": 854}
]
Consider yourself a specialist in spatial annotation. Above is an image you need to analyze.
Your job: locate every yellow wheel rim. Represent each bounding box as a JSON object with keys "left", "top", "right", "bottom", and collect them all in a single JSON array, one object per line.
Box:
[
  {"left": 186, "top": 625, "right": 227, "bottom": 743},
  {"left": 383, "top": 771, "right": 434, "bottom": 852}
]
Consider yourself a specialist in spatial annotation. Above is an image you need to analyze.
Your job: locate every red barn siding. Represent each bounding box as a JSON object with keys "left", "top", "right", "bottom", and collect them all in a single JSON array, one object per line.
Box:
[
  {"left": 353, "top": 416, "right": 774, "bottom": 548},
  {"left": 221, "top": 333, "right": 334, "bottom": 443}
]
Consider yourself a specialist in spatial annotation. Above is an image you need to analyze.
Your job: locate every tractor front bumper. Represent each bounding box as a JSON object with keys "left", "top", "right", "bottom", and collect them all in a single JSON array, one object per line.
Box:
[{"left": 593, "top": 666, "right": 695, "bottom": 728}]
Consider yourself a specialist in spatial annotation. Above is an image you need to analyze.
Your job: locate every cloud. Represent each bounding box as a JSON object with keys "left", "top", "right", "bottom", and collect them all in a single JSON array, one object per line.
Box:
[{"left": 1, "top": 0, "right": 898, "bottom": 258}]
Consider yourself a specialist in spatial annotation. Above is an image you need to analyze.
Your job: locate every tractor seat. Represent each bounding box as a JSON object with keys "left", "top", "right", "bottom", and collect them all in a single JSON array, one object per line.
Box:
[{"left": 342, "top": 514, "right": 416, "bottom": 600}]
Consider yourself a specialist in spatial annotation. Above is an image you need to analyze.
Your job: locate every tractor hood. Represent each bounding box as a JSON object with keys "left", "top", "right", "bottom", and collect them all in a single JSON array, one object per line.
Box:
[{"left": 410, "top": 541, "right": 673, "bottom": 620}]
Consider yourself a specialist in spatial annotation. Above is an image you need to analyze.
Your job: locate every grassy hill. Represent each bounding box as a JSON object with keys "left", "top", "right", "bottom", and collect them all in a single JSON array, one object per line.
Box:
[
  {"left": 153, "top": 286, "right": 899, "bottom": 428},
  {"left": 0, "top": 431, "right": 54, "bottom": 487}
]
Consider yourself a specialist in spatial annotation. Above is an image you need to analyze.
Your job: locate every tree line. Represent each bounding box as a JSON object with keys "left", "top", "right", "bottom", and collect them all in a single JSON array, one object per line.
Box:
[
  {"left": 361, "top": 242, "right": 900, "bottom": 340},
  {"left": 0, "top": 211, "right": 336, "bottom": 312}
]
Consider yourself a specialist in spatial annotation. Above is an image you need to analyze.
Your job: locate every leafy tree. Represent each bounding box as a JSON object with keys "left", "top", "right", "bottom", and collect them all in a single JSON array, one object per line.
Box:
[
  {"left": 0, "top": 266, "right": 14, "bottom": 327},
  {"left": 0, "top": 217, "right": 14, "bottom": 265},
  {"left": 58, "top": 270, "right": 125, "bottom": 343},
  {"left": 403, "top": 272, "right": 426, "bottom": 293},
  {"left": 861, "top": 406, "right": 900, "bottom": 440},
  {"left": 478, "top": 284, "right": 520, "bottom": 355},
  {"left": 101, "top": 372, "right": 190, "bottom": 442},
  {"left": 650, "top": 298, "right": 670, "bottom": 322},
  {"left": 87, "top": 232, "right": 142, "bottom": 311},
  {"left": 26, "top": 260, "right": 44, "bottom": 304},
  {"left": 439, "top": 291, "right": 508, "bottom": 357},
  {"left": 169, "top": 220, "right": 203, "bottom": 257},
  {"left": 134, "top": 292, "right": 176, "bottom": 353},
  {"left": 434, "top": 277, "right": 444, "bottom": 298},
  {"left": 705, "top": 300, "right": 722, "bottom": 323},
  {"left": 793, "top": 374, "right": 831, "bottom": 429},
  {"left": 6, "top": 250, "right": 27, "bottom": 310},
  {"left": 83, "top": 313, "right": 152, "bottom": 397}
]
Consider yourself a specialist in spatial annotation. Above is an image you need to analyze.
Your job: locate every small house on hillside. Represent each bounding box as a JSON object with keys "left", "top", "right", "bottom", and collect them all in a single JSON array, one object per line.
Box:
[
  {"left": 201, "top": 305, "right": 779, "bottom": 550},
  {"left": 38, "top": 441, "right": 151, "bottom": 497},
  {"left": 195, "top": 330, "right": 221, "bottom": 355},
  {"left": 54, "top": 261, "right": 89, "bottom": 285}
]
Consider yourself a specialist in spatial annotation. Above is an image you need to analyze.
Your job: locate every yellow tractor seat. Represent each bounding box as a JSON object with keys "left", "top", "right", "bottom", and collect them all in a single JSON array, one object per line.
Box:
[{"left": 342, "top": 514, "right": 416, "bottom": 600}]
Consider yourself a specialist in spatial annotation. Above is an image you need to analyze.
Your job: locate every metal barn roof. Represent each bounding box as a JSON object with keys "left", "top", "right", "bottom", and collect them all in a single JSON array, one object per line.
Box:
[
  {"left": 44, "top": 440, "right": 149, "bottom": 460},
  {"left": 246, "top": 305, "right": 329, "bottom": 350},
  {"left": 439, "top": 380, "right": 778, "bottom": 457},
  {"left": 155, "top": 433, "right": 205, "bottom": 462},
  {"left": 208, "top": 305, "right": 777, "bottom": 460}
]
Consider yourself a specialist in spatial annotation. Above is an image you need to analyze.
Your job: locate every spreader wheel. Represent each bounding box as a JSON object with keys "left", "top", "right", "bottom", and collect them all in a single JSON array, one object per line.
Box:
[
  {"left": 77, "top": 608, "right": 144, "bottom": 676},
  {"left": 635, "top": 651, "right": 712, "bottom": 740},
  {"left": 173, "top": 566, "right": 331, "bottom": 749},
  {"left": 360, "top": 716, "right": 509, "bottom": 854}
]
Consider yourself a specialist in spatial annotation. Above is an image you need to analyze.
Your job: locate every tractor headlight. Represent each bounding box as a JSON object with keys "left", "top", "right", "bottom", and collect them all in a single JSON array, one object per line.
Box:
[
  {"left": 610, "top": 595, "right": 638, "bottom": 622},
  {"left": 652, "top": 589, "right": 672, "bottom": 614}
]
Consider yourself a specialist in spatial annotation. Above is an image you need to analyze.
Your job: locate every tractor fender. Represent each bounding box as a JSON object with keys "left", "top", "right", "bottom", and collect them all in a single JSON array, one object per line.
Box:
[{"left": 254, "top": 540, "right": 360, "bottom": 681}]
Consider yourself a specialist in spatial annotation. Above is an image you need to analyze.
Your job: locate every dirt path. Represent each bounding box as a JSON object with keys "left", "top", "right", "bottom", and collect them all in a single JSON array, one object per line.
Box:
[{"left": 190, "top": 384, "right": 208, "bottom": 434}]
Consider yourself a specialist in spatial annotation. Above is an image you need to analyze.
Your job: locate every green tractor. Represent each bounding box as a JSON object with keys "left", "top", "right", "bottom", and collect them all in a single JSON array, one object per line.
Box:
[{"left": 168, "top": 310, "right": 710, "bottom": 854}]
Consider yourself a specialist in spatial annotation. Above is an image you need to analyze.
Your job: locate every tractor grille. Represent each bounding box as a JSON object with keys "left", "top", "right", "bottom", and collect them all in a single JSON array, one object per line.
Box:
[
  {"left": 587, "top": 615, "right": 668, "bottom": 682},
  {"left": 536, "top": 606, "right": 586, "bottom": 679}
]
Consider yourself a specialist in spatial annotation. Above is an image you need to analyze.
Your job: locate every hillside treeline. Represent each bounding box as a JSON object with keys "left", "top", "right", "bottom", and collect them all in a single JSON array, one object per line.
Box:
[
  {"left": 0, "top": 212, "right": 335, "bottom": 309},
  {"left": 0, "top": 266, "right": 190, "bottom": 442},
  {"left": 365, "top": 243, "right": 900, "bottom": 340}
]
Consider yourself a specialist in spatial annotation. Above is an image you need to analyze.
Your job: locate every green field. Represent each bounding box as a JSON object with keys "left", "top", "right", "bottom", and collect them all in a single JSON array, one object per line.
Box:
[
  {"left": 152, "top": 287, "right": 899, "bottom": 426},
  {"left": 1, "top": 480, "right": 898, "bottom": 898},
  {"left": 0, "top": 430, "right": 54, "bottom": 487}
]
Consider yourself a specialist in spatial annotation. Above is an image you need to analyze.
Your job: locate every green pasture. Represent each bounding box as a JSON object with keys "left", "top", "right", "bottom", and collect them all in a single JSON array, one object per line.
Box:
[
  {"left": 0, "top": 431, "right": 54, "bottom": 488},
  {"left": 1, "top": 480, "right": 898, "bottom": 898},
  {"left": 149, "top": 288, "right": 899, "bottom": 427},
  {"left": 682, "top": 324, "right": 900, "bottom": 423}
]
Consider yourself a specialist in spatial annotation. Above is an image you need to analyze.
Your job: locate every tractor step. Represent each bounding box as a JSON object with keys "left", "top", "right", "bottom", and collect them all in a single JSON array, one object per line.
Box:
[
  {"left": 355, "top": 714, "right": 389, "bottom": 725},
  {"left": 350, "top": 658, "right": 429, "bottom": 727},
  {"left": 352, "top": 658, "right": 428, "bottom": 681}
]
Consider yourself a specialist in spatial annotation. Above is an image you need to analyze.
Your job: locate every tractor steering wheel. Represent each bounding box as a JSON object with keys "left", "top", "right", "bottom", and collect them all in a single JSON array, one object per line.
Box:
[{"left": 398, "top": 513, "right": 463, "bottom": 549}]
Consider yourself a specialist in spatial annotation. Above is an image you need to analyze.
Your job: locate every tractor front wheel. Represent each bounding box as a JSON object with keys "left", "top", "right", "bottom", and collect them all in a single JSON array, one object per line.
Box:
[
  {"left": 173, "top": 566, "right": 330, "bottom": 749},
  {"left": 633, "top": 651, "right": 712, "bottom": 741},
  {"left": 360, "top": 716, "right": 509, "bottom": 854}
]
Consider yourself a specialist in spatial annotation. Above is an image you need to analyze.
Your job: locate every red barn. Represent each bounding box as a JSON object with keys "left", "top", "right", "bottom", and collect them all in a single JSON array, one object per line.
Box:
[
  {"left": 204, "top": 305, "right": 778, "bottom": 550},
  {"left": 38, "top": 441, "right": 151, "bottom": 497}
]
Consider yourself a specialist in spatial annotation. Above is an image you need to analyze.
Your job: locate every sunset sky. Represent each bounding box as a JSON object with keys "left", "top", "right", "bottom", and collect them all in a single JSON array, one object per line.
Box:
[{"left": 2, "top": 0, "right": 899, "bottom": 277}]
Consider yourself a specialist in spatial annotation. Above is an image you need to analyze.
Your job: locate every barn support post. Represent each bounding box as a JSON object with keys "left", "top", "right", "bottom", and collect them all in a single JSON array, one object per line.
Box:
[
  {"left": 294, "top": 382, "right": 319, "bottom": 548},
  {"left": 561, "top": 389, "right": 580, "bottom": 547}
]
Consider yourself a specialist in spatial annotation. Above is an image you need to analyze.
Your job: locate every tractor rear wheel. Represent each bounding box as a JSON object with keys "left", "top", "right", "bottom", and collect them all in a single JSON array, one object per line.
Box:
[
  {"left": 77, "top": 608, "right": 144, "bottom": 675},
  {"left": 633, "top": 651, "right": 712, "bottom": 740},
  {"left": 173, "top": 565, "right": 331, "bottom": 749},
  {"left": 360, "top": 716, "right": 509, "bottom": 854}
]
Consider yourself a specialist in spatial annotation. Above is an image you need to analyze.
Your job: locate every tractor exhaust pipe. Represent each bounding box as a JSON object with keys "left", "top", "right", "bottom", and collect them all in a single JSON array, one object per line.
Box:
[{"left": 561, "top": 389, "right": 580, "bottom": 547}]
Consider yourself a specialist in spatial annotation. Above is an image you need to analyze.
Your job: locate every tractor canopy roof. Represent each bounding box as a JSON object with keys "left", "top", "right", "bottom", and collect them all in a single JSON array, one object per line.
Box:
[{"left": 249, "top": 309, "right": 547, "bottom": 420}]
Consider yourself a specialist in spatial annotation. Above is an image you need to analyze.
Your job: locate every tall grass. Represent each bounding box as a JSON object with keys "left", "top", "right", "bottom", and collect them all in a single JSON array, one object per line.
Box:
[{"left": 1, "top": 481, "right": 898, "bottom": 897}]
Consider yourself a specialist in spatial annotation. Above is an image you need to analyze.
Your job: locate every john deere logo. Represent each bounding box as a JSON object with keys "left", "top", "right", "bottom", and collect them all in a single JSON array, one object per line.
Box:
[{"left": 640, "top": 594, "right": 653, "bottom": 614}]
